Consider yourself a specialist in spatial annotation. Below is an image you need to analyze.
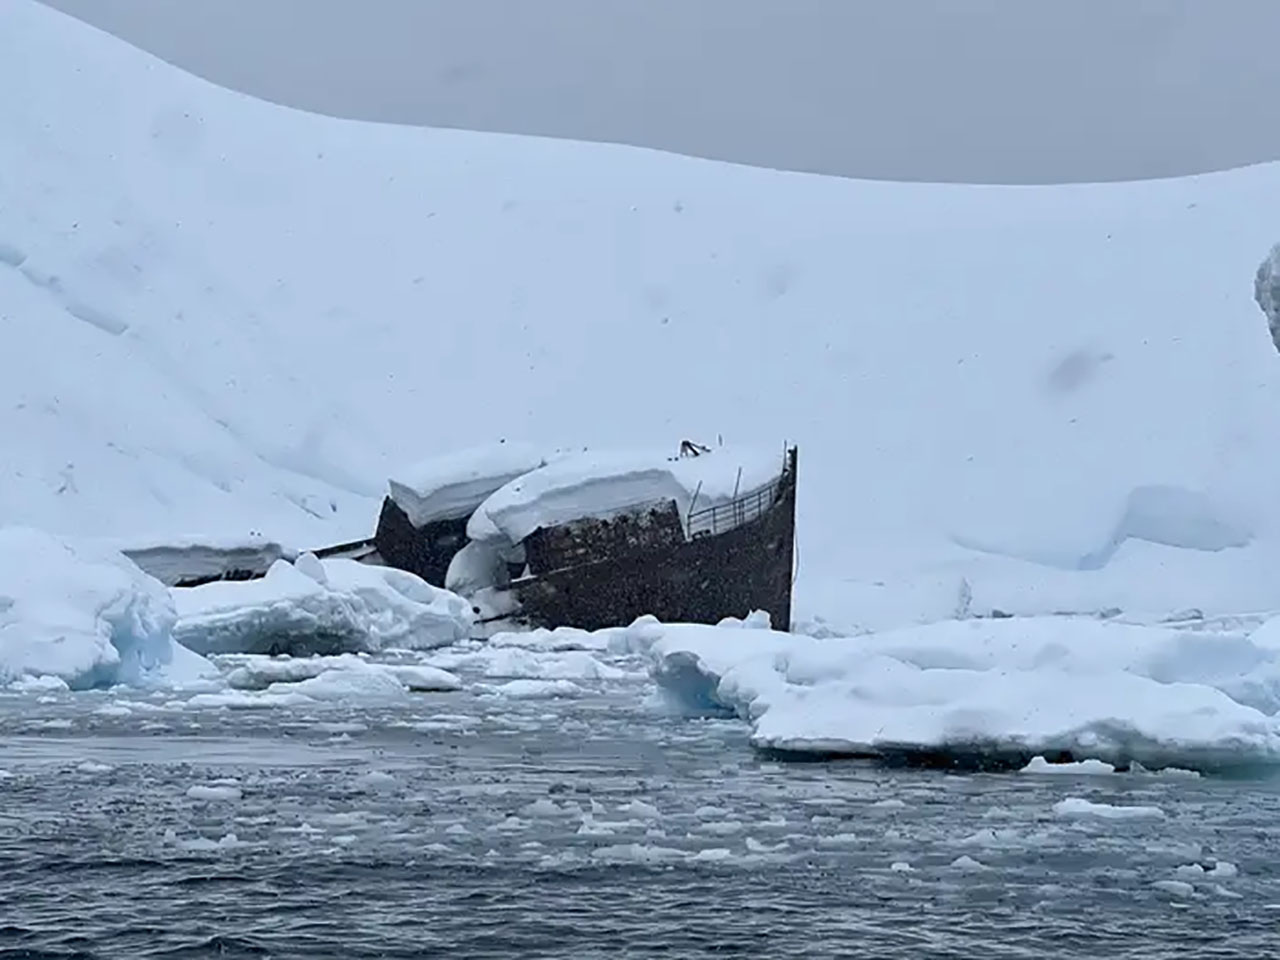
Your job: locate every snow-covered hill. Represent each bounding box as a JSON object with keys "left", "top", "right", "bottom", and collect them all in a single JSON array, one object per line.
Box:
[{"left": 6, "top": 0, "right": 1280, "bottom": 631}]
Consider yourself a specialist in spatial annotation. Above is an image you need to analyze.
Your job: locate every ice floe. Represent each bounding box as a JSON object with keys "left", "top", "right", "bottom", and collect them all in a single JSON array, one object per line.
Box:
[
  {"left": 480, "top": 679, "right": 584, "bottom": 700},
  {"left": 0, "top": 527, "right": 212, "bottom": 690},
  {"left": 627, "top": 614, "right": 1280, "bottom": 772},
  {"left": 1051, "top": 797, "right": 1165, "bottom": 820},
  {"left": 172, "top": 555, "right": 473, "bottom": 656}
]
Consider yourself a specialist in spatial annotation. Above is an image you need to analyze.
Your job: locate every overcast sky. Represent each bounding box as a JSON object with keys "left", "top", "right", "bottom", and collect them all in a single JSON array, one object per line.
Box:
[{"left": 40, "top": 0, "right": 1280, "bottom": 185}]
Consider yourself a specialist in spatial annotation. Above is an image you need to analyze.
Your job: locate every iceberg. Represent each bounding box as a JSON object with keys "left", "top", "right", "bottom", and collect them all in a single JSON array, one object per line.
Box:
[
  {"left": 172, "top": 554, "right": 474, "bottom": 655},
  {"left": 0, "top": 526, "right": 208, "bottom": 689},
  {"left": 630, "top": 615, "right": 1280, "bottom": 773}
]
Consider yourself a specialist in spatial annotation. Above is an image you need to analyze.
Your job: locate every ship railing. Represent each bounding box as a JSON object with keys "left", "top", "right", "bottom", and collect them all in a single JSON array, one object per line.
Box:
[{"left": 686, "top": 478, "right": 781, "bottom": 539}]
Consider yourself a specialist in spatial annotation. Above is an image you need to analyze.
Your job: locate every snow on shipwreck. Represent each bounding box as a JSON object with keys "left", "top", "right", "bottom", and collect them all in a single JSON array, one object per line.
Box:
[
  {"left": 384, "top": 440, "right": 800, "bottom": 632},
  {"left": 136, "top": 440, "right": 800, "bottom": 636}
]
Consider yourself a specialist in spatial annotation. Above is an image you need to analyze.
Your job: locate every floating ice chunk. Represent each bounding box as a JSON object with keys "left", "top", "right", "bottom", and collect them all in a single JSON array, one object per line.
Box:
[
  {"left": 385, "top": 664, "right": 462, "bottom": 691},
  {"left": 694, "top": 805, "right": 730, "bottom": 820},
  {"left": 489, "top": 628, "right": 614, "bottom": 654},
  {"left": 950, "top": 855, "right": 989, "bottom": 872},
  {"left": 1145, "top": 841, "right": 1203, "bottom": 861},
  {"left": 77, "top": 760, "right": 113, "bottom": 774},
  {"left": 641, "top": 615, "right": 1280, "bottom": 772},
  {"left": 482, "top": 679, "right": 583, "bottom": 699},
  {"left": 890, "top": 861, "right": 914, "bottom": 873},
  {"left": 223, "top": 654, "right": 353, "bottom": 689},
  {"left": 0, "top": 527, "right": 196, "bottom": 689},
  {"left": 576, "top": 816, "right": 616, "bottom": 837},
  {"left": 521, "top": 798, "right": 572, "bottom": 819},
  {"left": 1208, "top": 861, "right": 1239, "bottom": 878},
  {"left": 185, "top": 689, "right": 311, "bottom": 710},
  {"left": 590, "top": 843, "right": 690, "bottom": 864},
  {"left": 187, "top": 783, "right": 242, "bottom": 802},
  {"left": 697, "top": 820, "right": 745, "bottom": 836},
  {"left": 691, "top": 848, "right": 733, "bottom": 862},
  {"left": 871, "top": 798, "right": 907, "bottom": 810},
  {"left": 174, "top": 558, "right": 473, "bottom": 656},
  {"left": 1021, "top": 756, "right": 1116, "bottom": 775},
  {"left": 354, "top": 770, "right": 398, "bottom": 793},
  {"left": 471, "top": 647, "right": 626, "bottom": 681},
  {"left": 1151, "top": 880, "right": 1195, "bottom": 898},
  {"left": 1147, "top": 766, "right": 1202, "bottom": 780},
  {"left": 1052, "top": 797, "right": 1165, "bottom": 820},
  {"left": 267, "top": 661, "right": 409, "bottom": 702},
  {"left": 1174, "top": 864, "right": 1206, "bottom": 879},
  {"left": 957, "top": 828, "right": 1021, "bottom": 848},
  {"left": 816, "top": 832, "right": 860, "bottom": 847},
  {"left": 94, "top": 702, "right": 133, "bottom": 717},
  {"left": 9, "top": 675, "right": 70, "bottom": 693},
  {"left": 617, "top": 800, "right": 661, "bottom": 820}
]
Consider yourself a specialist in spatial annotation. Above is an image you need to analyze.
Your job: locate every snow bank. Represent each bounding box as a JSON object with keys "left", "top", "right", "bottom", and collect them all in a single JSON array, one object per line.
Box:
[
  {"left": 469, "top": 446, "right": 785, "bottom": 544},
  {"left": 388, "top": 442, "right": 546, "bottom": 528},
  {"left": 633, "top": 615, "right": 1280, "bottom": 772},
  {"left": 117, "top": 535, "right": 295, "bottom": 587},
  {"left": 173, "top": 555, "right": 473, "bottom": 655},
  {"left": 0, "top": 527, "right": 207, "bottom": 689}
]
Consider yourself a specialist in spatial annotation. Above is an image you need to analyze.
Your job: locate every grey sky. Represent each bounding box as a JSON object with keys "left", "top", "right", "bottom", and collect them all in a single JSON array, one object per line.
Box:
[{"left": 40, "top": 0, "right": 1280, "bottom": 185}]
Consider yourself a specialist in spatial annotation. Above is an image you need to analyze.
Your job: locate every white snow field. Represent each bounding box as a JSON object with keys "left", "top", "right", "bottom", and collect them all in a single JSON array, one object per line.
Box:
[{"left": 6, "top": 1, "right": 1280, "bottom": 634}]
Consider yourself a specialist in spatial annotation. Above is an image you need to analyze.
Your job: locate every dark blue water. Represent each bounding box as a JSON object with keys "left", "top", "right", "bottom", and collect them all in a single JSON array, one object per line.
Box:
[{"left": 2, "top": 655, "right": 1279, "bottom": 959}]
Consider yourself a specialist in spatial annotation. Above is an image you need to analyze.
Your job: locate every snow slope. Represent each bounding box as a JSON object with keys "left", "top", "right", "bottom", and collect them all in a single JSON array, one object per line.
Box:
[{"left": 6, "top": 1, "right": 1280, "bottom": 628}]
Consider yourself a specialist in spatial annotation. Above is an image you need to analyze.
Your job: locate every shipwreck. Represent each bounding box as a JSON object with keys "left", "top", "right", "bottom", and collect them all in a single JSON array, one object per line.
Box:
[{"left": 133, "top": 441, "right": 799, "bottom": 633}]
